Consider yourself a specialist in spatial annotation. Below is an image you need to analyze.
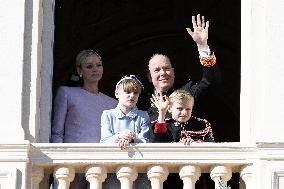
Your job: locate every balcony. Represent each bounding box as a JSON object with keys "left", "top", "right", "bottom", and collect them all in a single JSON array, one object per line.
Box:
[{"left": 28, "top": 142, "right": 260, "bottom": 189}]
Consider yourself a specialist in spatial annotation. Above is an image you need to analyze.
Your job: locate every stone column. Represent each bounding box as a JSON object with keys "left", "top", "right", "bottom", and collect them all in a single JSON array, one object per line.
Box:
[
  {"left": 147, "top": 165, "right": 169, "bottom": 189},
  {"left": 54, "top": 166, "right": 75, "bottom": 189},
  {"left": 85, "top": 165, "right": 107, "bottom": 189},
  {"left": 179, "top": 165, "right": 201, "bottom": 189},
  {"left": 210, "top": 165, "right": 232, "bottom": 189},
  {"left": 240, "top": 165, "right": 253, "bottom": 189},
  {"left": 116, "top": 165, "right": 138, "bottom": 189},
  {"left": 32, "top": 167, "right": 44, "bottom": 189}
]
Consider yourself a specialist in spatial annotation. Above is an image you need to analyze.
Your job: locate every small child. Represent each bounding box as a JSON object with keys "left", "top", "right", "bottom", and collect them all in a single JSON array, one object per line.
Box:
[
  {"left": 150, "top": 89, "right": 214, "bottom": 144},
  {"left": 100, "top": 75, "right": 150, "bottom": 149}
]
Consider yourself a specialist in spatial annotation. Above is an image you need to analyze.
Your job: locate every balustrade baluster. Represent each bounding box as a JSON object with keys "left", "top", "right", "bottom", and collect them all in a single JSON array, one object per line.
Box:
[
  {"left": 147, "top": 165, "right": 169, "bottom": 189},
  {"left": 179, "top": 165, "right": 201, "bottom": 189},
  {"left": 210, "top": 165, "right": 232, "bottom": 189},
  {"left": 116, "top": 165, "right": 138, "bottom": 189},
  {"left": 54, "top": 166, "right": 75, "bottom": 189},
  {"left": 85, "top": 165, "right": 107, "bottom": 189},
  {"left": 241, "top": 165, "right": 253, "bottom": 189}
]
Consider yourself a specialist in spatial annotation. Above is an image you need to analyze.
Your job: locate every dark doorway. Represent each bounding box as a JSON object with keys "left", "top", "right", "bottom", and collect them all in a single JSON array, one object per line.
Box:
[{"left": 53, "top": 0, "right": 240, "bottom": 142}]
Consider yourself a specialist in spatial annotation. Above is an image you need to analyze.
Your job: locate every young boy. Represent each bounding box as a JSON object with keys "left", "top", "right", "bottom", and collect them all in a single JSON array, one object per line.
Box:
[
  {"left": 100, "top": 75, "right": 150, "bottom": 149},
  {"left": 149, "top": 89, "right": 215, "bottom": 189},
  {"left": 150, "top": 89, "right": 214, "bottom": 144}
]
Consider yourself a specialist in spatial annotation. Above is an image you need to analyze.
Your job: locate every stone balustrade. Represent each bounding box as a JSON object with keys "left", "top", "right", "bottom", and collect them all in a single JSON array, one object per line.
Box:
[
  {"left": 28, "top": 142, "right": 257, "bottom": 189},
  {"left": 42, "top": 164, "right": 250, "bottom": 189}
]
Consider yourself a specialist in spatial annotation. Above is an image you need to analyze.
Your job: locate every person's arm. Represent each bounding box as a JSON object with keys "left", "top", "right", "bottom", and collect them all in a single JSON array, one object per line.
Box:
[
  {"left": 50, "top": 87, "right": 68, "bottom": 143},
  {"left": 149, "top": 120, "right": 175, "bottom": 143},
  {"left": 182, "top": 14, "right": 221, "bottom": 100},
  {"left": 149, "top": 94, "right": 169, "bottom": 132},
  {"left": 150, "top": 94, "right": 168, "bottom": 123},
  {"left": 133, "top": 112, "right": 150, "bottom": 143},
  {"left": 100, "top": 111, "right": 120, "bottom": 143},
  {"left": 182, "top": 62, "right": 221, "bottom": 99}
]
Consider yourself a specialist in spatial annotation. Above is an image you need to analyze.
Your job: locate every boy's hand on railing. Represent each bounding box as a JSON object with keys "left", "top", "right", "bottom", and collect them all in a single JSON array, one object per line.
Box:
[{"left": 180, "top": 137, "right": 194, "bottom": 145}]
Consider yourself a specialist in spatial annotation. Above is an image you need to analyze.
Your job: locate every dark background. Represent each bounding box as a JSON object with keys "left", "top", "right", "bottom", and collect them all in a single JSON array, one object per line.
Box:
[{"left": 53, "top": 0, "right": 240, "bottom": 142}]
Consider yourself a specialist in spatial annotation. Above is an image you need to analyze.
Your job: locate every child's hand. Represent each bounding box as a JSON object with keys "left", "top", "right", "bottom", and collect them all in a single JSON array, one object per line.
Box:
[
  {"left": 180, "top": 137, "right": 193, "bottom": 145},
  {"left": 118, "top": 130, "right": 136, "bottom": 140},
  {"left": 117, "top": 130, "right": 136, "bottom": 150},
  {"left": 150, "top": 94, "right": 169, "bottom": 113},
  {"left": 117, "top": 138, "right": 131, "bottom": 150}
]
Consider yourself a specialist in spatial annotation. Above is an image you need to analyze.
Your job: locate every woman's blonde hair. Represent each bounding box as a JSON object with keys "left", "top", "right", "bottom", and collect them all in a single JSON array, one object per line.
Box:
[{"left": 75, "top": 50, "right": 101, "bottom": 67}]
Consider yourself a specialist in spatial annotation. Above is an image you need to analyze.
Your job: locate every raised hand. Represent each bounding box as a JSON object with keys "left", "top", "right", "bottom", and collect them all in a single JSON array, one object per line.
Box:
[
  {"left": 186, "top": 14, "right": 209, "bottom": 50},
  {"left": 151, "top": 94, "right": 169, "bottom": 123},
  {"left": 150, "top": 94, "right": 169, "bottom": 113}
]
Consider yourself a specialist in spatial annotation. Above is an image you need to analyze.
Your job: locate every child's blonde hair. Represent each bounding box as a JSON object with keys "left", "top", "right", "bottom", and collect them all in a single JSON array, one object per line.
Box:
[
  {"left": 116, "top": 75, "right": 143, "bottom": 94},
  {"left": 169, "top": 90, "right": 194, "bottom": 106}
]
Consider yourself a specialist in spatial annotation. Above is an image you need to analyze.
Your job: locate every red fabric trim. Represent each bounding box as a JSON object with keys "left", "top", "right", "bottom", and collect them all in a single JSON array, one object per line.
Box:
[{"left": 154, "top": 122, "right": 167, "bottom": 134}]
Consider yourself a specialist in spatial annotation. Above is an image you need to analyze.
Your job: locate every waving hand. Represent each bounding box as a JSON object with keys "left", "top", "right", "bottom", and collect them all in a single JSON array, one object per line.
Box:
[{"left": 186, "top": 14, "right": 209, "bottom": 50}]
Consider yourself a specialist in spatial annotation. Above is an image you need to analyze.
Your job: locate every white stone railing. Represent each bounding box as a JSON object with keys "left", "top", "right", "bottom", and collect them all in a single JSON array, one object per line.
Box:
[{"left": 29, "top": 143, "right": 258, "bottom": 189}]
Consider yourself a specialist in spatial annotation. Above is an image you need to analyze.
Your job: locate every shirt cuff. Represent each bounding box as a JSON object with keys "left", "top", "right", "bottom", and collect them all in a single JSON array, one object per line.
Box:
[
  {"left": 198, "top": 47, "right": 211, "bottom": 57},
  {"left": 154, "top": 122, "right": 167, "bottom": 134}
]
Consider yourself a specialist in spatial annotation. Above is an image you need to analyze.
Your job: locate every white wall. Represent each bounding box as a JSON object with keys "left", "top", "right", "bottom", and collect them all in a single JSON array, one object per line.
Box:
[
  {"left": 0, "top": 0, "right": 25, "bottom": 141},
  {"left": 260, "top": 0, "right": 284, "bottom": 142},
  {"left": 251, "top": 0, "right": 284, "bottom": 142},
  {"left": 240, "top": 0, "right": 284, "bottom": 143}
]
